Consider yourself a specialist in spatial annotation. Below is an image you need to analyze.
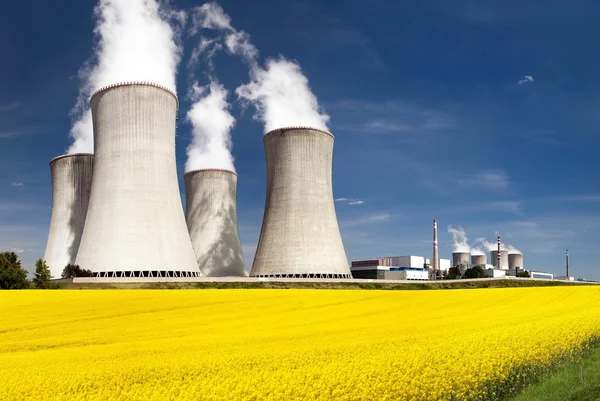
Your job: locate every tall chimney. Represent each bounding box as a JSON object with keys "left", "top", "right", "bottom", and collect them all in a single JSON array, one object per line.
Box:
[
  {"left": 566, "top": 249, "right": 570, "bottom": 278},
  {"left": 433, "top": 219, "right": 439, "bottom": 276},
  {"left": 497, "top": 236, "right": 501, "bottom": 270}
]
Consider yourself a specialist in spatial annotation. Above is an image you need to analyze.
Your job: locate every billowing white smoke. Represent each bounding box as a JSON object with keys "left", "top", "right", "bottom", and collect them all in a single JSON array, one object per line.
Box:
[
  {"left": 470, "top": 248, "right": 485, "bottom": 256},
  {"left": 236, "top": 58, "right": 330, "bottom": 133},
  {"left": 507, "top": 245, "right": 521, "bottom": 254},
  {"left": 447, "top": 225, "right": 470, "bottom": 253},
  {"left": 476, "top": 237, "right": 509, "bottom": 252},
  {"left": 185, "top": 81, "right": 236, "bottom": 172},
  {"left": 190, "top": 2, "right": 329, "bottom": 135},
  {"left": 68, "top": 0, "right": 183, "bottom": 154}
]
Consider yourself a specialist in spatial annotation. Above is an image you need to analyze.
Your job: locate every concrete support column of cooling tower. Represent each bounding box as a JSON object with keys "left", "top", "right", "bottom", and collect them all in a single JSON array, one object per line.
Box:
[
  {"left": 75, "top": 82, "right": 200, "bottom": 275},
  {"left": 250, "top": 127, "right": 351, "bottom": 278},
  {"left": 470, "top": 254, "right": 486, "bottom": 267},
  {"left": 490, "top": 251, "right": 509, "bottom": 270},
  {"left": 43, "top": 153, "right": 93, "bottom": 278},
  {"left": 508, "top": 253, "right": 524, "bottom": 270},
  {"left": 184, "top": 169, "right": 247, "bottom": 276}
]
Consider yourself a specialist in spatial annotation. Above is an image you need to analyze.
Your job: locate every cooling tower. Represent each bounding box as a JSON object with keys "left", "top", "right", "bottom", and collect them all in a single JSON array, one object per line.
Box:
[
  {"left": 250, "top": 127, "right": 351, "bottom": 278},
  {"left": 75, "top": 82, "right": 200, "bottom": 277},
  {"left": 508, "top": 253, "right": 524, "bottom": 270},
  {"left": 452, "top": 252, "right": 470, "bottom": 267},
  {"left": 43, "top": 153, "right": 93, "bottom": 278},
  {"left": 471, "top": 254, "right": 486, "bottom": 266},
  {"left": 184, "top": 168, "right": 247, "bottom": 276},
  {"left": 490, "top": 251, "right": 509, "bottom": 270}
]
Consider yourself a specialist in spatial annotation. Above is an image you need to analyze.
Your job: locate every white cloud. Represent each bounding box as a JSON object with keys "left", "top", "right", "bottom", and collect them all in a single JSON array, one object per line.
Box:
[
  {"left": 518, "top": 75, "right": 534, "bottom": 84},
  {"left": 340, "top": 213, "right": 391, "bottom": 228},
  {"left": 11, "top": 182, "right": 23, "bottom": 187},
  {"left": 10, "top": 248, "right": 25, "bottom": 254},
  {"left": 335, "top": 198, "right": 365, "bottom": 205},
  {"left": 459, "top": 170, "right": 510, "bottom": 191}
]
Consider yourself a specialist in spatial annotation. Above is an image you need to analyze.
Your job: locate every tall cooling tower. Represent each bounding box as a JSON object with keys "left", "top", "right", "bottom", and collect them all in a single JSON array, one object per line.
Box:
[
  {"left": 184, "top": 168, "right": 247, "bottom": 276},
  {"left": 508, "top": 253, "right": 524, "bottom": 270},
  {"left": 250, "top": 127, "right": 351, "bottom": 278},
  {"left": 75, "top": 82, "right": 200, "bottom": 278},
  {"left": 490, "top": 251, "right": 509, "bottom": 270},
  {"left": 452, "top": 252, "right": 470, "bottom": 267},
  {"left": 471, "top": 254, "right": 486, "bottom": 266},
  {"left": 43, "top": 153, "right": 93, "bottom": 278}
]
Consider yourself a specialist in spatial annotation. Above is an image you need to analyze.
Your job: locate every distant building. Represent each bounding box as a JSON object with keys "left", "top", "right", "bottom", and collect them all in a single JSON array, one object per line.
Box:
[{"left": 350, "top": 255, "right": 448, "bottom": 280}]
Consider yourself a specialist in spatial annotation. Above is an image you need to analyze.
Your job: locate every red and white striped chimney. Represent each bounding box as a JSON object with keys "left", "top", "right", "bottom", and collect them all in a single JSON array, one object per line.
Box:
[{"left": 497, "top": 236, "right": 501, "bottom": 270}]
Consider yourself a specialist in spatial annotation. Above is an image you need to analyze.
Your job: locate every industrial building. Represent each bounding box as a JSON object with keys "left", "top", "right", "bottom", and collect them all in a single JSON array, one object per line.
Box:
[
  {"left": 184, "top": 168, "right": 247, "bottom": 277},
  {"left": 350, "top": 256, "right": 450, "bottom": 280},
  {"left": 43, "top": 153, "right": 93, "bottom": 278},
  {"left": 250, "top": 127, "right": 351, "bottom": 279},
  {"left": 75, "top": 82, "right": 201, "bottom": 277}
]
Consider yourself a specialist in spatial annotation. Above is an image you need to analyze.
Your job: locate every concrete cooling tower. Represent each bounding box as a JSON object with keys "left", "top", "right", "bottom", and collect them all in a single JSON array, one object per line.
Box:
[
  {"left": 452, "top": 252, "right": 470, "bottom": 267},
  {"left": 490, "top": 250, "right": 509, "bottom": 270},
  {"left": 75, "top": 82, "right": 200, "bottom": 278},
  {"left": 184, "top": 168, "right": 247, "bottom": 277},
  {"left": 508, "top": 253, "right": 524, "bottom": 270},
  {"left": 250, "top": 127, "right": 351, "bottom": 278},
  {"left": 471, "top": 254, "right": 486, "bottom": 266},
  {"left": 43, "top": 153, "right": 93, "bottom": 278}
]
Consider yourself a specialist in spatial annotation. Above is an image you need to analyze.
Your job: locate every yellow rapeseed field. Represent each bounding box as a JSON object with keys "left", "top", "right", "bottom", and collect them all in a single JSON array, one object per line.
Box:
[{"left": 1, "top": 287, "right": 600, "bottom": 400}]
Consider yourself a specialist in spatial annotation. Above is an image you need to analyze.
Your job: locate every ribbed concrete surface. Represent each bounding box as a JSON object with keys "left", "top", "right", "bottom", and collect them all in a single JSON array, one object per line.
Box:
[
  {"left": 184, "top": 169, "right": 247, "bottom": 276},
  {"left": 491, "top": 251, "right": 509, "bottom": 270},
  {"left": 452, "top": 252, "right": 470, "bottom": 267},
  {"left": 250, "top": 127, "right": 350, "bottom": 277},
  {"left": 75, "top": 83, "right": 200, "bottom": 275},
  {"left": 43, "top": 154, "right": 93, "bottom": 278},
  {"left": 508, "top": 253, "right": 524, "bottom": 270},
  {"left": 471, "top": 254, "right": 487, "bottom": 266}
]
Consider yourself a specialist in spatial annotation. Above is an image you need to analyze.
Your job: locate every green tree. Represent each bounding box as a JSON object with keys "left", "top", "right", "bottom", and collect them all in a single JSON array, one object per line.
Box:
[
  {"left": 463, "top": 265, "right": 486, "bottom": 279},
  {"left": 61, "top": 264, "right": 94, "bottom": 278},
  {"left": 33, "top": 259, "right": 54, "bottom": 289},
  {"left": 0, "top": 251, "right": 30, "bottom": 289}
]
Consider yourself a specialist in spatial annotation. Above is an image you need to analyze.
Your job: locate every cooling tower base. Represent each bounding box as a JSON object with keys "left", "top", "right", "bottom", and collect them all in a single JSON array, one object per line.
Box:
[
  {"left": 253, "top": 273, "right": 352, "bottom": 279},
  {"left": 94, "top": 271, "right": 202, "bottom": 278}
]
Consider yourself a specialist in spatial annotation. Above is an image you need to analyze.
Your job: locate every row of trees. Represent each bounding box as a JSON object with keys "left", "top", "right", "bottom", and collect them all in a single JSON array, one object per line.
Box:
[{"left": 0, "top": 251, "right": 93, "bottom": 289}]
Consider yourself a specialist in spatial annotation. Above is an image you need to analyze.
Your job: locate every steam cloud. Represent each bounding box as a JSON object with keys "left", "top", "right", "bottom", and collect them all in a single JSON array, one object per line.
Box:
[
  {"left": 191, "top": 1, "right": 329, "bottom": 135},
  {"left": 447, "top": 225, "right": 470, "bottom": 253},
  {"left": 68, "top": 0, "right": 184, "bottom": 154},
  {"left": 185, "top": 81, "right": 236, "bottom": 172}
]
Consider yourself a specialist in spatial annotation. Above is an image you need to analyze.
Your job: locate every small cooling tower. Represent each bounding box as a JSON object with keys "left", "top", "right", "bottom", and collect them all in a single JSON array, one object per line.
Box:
[
  {"left": 471, "top": 254, "right": 486, "bottom": 266},
  {"left": 508, "top": 253, "right": 524, "bottom": 270},
  {"left": 43, "top": 153, "right": 93, "bottom": 278},
  {"left": 452, "top": 252, "right": 470, "bottom": 267},
  {"left": 490, "top": 250, "right": 509, "bottom": 270},
  {"left": 250, "top": 127, "right": 351, "bottom": 278},
  {"left": 75, "top": 82, "right": 200, "bottom": 277},
  {"left": 184, "top": 168, "right": 247, "bottom": 276}
]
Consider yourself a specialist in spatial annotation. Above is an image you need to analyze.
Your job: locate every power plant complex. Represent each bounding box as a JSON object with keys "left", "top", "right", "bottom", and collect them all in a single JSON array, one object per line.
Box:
[{"left": 42, "top": 83, "right": 536, "bottom": 282}]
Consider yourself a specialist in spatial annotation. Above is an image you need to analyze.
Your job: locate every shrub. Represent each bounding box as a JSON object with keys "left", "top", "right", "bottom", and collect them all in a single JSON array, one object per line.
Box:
[
  {"left": 61, "top": 264, "right": 94, "bottom": 278},
  {"left": 0, "top": 251, "right": 30, "bottom": 289},
  {"left": 463, "top": 265, "right": 486, "bottom": 279}
]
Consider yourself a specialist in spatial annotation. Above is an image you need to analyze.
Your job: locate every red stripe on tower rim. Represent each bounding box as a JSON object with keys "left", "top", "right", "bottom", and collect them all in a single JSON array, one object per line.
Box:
[
  {"left": 90, "top": 81, "right": 178, "bottom": 103},
  {"left": 49, "top": 153, "right": 94, "bottom": 165},
  {"left": 264, "top": 126, "right": 334, "bottom": 140},
  {"left": 184, "top": 168, "right": 238, "bottom": 177}
]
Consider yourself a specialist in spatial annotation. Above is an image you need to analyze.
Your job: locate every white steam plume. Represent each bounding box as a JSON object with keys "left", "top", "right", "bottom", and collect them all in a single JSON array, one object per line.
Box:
[
  {"left": 190, "top": 2, "right": 329, "bottom": 134},
  {"left": 507, "top": 245, "right": 521, "bottom": 254},
  {"left": 447, "top": 225, "right": 471, "bottom": 253},
  {"left": 470, "top": 248, "right": 485, "bottom": 256},
  {"left": 68, "top": 0, "right": 184, "bottom": 154},
  {"left": 475, "top": 237, "right": 508, "bottom": 252},
  {"left": 236, "top": 58, "right": 330, "bottom": 133},
  {"left": 185, "top": 81, "right": 236, "bottom": 172}
]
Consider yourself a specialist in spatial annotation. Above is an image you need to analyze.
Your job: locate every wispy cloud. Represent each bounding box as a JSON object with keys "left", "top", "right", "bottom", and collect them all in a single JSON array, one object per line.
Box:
[
  {"left": 10, "top": 248, "right": 25, "bottom": 254},
  {"left": 518, "top": 75, "right": 534, "bottom": 84},
  {"left": 340, "top": 213, "right": 392, "bottom": 228},
  {"left": 335, "top": 198, "right": 365, "bottom": 205},
  {"left": 0, "top": 102, "right": 20, "bottom": 113},
  {"left": 11, "top": 182, "right": 24, "bottom": 187},
  {"left": 458, "top": 170, "right": 510, "bottom": 191},
  {"left": 0, "top": 132, "right": 19, "bottom": 139},
  {"left": 544, "top": 194, "right": 600, "bottom": 202}
]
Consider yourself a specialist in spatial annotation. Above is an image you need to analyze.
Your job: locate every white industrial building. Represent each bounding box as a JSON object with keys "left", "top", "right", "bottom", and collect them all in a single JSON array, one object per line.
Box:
[{"left": 350, "top": 255, "right": 450, "bottom": 280}]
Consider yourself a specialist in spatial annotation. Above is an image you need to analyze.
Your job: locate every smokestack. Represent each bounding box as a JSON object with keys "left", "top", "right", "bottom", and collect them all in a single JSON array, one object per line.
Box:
[
  {"left": 43, "top": 153, "right": 93, "bottom": 278},
  {"left": 184, "top": 168, "right": 247, "bottom": 276},
  {"left": 497, "top": 236, "right": 501, "bottom": 270},
  {"left": 250, "top": 127, "right": 351, "bottom": 278},
  {"left": 75, "top": 82, "right": 200, "bottom": 277},
  {"left": 566, "top": 249, "right": 570, "bottom": 277},
  {"left": 432, "top": 219, "right": 439, "bottom": 275}
]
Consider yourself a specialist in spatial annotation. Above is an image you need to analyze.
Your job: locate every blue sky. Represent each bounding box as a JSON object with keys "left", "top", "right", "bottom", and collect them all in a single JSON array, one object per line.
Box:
[{"left": 2, "top": 0, "right": 600, "bottom": 279}]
